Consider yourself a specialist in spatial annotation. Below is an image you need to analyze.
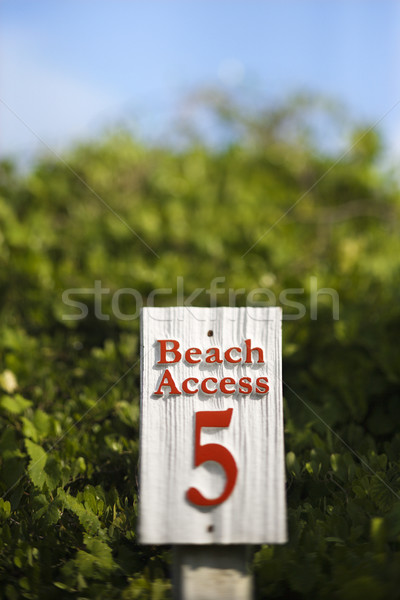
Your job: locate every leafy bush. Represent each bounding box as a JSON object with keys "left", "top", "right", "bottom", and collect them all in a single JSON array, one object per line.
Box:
[{"left": 0, "top": 95, "right": 399, "bottom": 598}]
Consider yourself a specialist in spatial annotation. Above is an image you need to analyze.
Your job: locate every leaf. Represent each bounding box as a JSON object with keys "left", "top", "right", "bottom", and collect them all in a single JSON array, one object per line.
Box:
[
  {"left": 330, "top": 453, "right": 347, "bottom": 482},
  {"left": 370, "top": 474, "right": 396, "bottom": 512},
  {"left": 53, "top": 582, "right": 70, "bottom": 590},
  {"left": 57, "top": 488, "right": 101, "bottom": 534},
  {"left": 73, "top": 536, "right": 114, "bottom": 580},
  {"left": 35, "top": 500, "right": 62, "bottom": 526},
  {"left": 286, "top": 451, "right": 301, "bottom": 477},
  {"left": 83, "top": 487, "right": 98, "bottom": 514},
  {"left": 44, "top": 456, "right": 62, "bottom": 490},
  {"left": 0, "top": 498, "right": 11, "bottom": 521},
  {"left": 25, "top": 440, "right": 61, "bottom": 491},
  {"left": 33, "top": 409, "right": 52, "bottom": 438},
  {"left": 84, "top": 535, "right": 113, "bottom": 569},
  {"left": 21, "top": 417, "right": 38, "bottom": 442},
  {"left": 325, "top": 536, "right": 344, "bottom": 544},
  {"left": 370, "top": 517, "right": 386, "bottom": 551},
  {"left": 0, "top": 370, "right": 18, "bottom": 393},
  {"left": 25, "top": 440, "right": 47, "bottom": 489},
  {"left": 0, "top": 394, "right": 32, "bottom": 415}
]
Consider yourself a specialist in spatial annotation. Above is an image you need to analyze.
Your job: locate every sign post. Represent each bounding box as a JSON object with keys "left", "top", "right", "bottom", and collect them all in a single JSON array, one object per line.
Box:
[{"left": 140, "top": 307, "right": 287, "bottom": 598}]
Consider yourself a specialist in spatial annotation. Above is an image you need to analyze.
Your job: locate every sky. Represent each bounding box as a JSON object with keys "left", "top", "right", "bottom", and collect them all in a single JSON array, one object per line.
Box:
[{"left": 1, "top": 1, "right": 400, "bottom": 162}]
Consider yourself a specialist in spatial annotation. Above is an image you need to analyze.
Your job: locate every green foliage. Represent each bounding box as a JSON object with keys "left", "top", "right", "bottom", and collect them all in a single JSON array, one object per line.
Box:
[{"left": 0, "top": 95, "right": 399, "bottom": 598}]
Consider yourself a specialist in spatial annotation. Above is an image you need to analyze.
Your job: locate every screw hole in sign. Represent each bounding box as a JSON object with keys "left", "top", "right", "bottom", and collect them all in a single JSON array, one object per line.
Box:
[{"left": 186, "top": 408, "right": 238, "bottom": 507}]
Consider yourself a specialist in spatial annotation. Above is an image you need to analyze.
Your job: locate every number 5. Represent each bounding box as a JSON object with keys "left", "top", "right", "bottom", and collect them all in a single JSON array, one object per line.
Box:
[{"left": 186, "top": 408, "right": 238, "bottom": 507}]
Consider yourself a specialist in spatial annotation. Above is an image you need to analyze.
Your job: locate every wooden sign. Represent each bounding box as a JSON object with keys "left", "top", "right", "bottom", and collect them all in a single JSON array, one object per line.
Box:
[{"left": 139, "top": 307, "right": 287, "bottom": 544}]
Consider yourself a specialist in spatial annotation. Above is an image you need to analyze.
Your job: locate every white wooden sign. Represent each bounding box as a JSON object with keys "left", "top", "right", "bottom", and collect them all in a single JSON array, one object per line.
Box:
[{"left": 139, "top": 307, "right": 287, "bottom": 544}]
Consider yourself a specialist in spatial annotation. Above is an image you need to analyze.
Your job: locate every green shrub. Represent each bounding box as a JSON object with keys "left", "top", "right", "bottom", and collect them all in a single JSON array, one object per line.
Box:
[{"left": 0, "top": 96, "right": 399, "bottom": 598}]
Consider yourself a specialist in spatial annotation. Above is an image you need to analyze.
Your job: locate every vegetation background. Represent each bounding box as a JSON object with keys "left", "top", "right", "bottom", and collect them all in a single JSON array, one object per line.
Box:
[{"left": 0, "top": 91, "right": 400, "bottom": 599}]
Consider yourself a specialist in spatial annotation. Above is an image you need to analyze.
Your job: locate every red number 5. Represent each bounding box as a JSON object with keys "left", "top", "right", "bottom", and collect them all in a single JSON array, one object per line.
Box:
[{"left": 186, "top": 408, "right": 238, "bottom": 507}]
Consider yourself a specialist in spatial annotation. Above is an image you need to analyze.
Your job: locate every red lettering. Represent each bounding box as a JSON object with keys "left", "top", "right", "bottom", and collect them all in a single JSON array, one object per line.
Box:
[
  {"left": 182, "top": 377, "right": 199, "bottom": 395},
  {"left": 186, "top": 409, "right": 237, "bottom": 506},
  {"left": 238, "top": 376, "right": 252, "bottom": 394},
  {"left": 201, "top": 377, "right": 218, "bottom": 395},
  {"left": 205, "top": 348, "right": 222, "bottom": 364},
  {"left": 185, "top": 347, "right": 202, "bottom": 364},
  {"left": 244, "top": 339, "right": 264, "bottom": 364},
  {"left": 220, "top": 377, "right": 236, "bottom": 394},
  {"left": 157, "top": 339, "right": 182, "bottom": 364},
  {"left": 154, "top": 369, "right": 181, "bottom": 396},
  {"left": 255, "top": 376, "right": 269, "bottom": 394},
  {"left": 224, "top": 347, "right": 241, "bottom": 364}
]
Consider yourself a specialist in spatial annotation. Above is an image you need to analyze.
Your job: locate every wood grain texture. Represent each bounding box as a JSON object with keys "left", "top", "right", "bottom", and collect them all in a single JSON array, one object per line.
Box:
[
  {"left": 173, "top": 546, "right": 253, "bottom": 600},
  {"left": 139, "top": 307, "right": 287, "bottom": 544}
]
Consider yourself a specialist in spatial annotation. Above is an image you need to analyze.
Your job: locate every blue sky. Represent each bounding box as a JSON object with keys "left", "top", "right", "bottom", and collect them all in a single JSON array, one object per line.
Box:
[{"left": 1, "top": 1, "right": 400, "bottom": 160}]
